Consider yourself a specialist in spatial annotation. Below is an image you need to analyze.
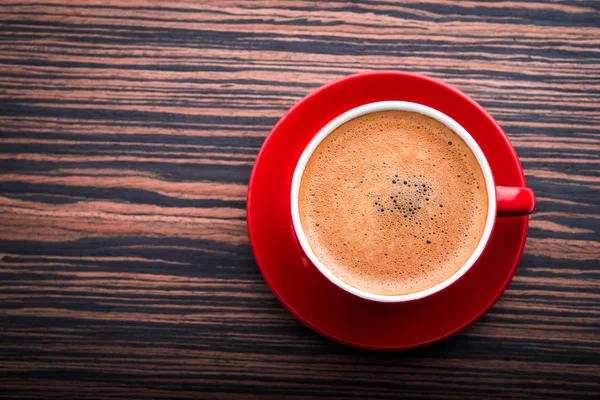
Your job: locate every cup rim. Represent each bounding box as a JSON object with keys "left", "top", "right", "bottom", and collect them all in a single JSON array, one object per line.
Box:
[{"left": 290, "top": 101, "right": 497, "bottom": 303}]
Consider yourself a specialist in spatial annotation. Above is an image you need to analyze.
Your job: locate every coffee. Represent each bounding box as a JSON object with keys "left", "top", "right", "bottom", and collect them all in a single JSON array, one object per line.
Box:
[{"left": 298, "top": 110, "right": 488, "bottom": 295}]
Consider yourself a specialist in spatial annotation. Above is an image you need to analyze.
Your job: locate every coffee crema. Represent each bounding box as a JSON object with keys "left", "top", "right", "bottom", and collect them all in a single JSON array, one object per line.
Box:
[{"left": 298, "top": 110, "right": 488, "bottom": 295}]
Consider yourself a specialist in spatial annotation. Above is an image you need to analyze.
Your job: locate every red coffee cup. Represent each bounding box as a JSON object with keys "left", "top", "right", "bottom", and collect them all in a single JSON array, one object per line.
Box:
[{"left": 290, "top": 101, "right": 535, "bottom": 303}]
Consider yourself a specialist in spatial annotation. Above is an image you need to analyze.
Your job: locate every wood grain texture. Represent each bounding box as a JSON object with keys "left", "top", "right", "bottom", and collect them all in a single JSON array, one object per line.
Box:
[{"left": 0, "top": 0, "right": 599, "bottom": 398}]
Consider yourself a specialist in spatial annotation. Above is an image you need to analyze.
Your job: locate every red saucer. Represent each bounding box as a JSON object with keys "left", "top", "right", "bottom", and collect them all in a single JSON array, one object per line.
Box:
[{"left": 247, "top": 72, "right": 529, "bottom": 350}]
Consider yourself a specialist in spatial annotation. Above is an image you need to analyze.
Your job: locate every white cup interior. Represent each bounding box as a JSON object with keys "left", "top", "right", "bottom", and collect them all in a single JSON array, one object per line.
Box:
[{"left": 291, "top": 101, "right": 496, "bottom": 302}]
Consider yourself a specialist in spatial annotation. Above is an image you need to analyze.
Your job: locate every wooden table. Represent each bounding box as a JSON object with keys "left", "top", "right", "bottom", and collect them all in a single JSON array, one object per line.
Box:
[{"left": 1, "top": 1, "right": 598, "bottom": 398}]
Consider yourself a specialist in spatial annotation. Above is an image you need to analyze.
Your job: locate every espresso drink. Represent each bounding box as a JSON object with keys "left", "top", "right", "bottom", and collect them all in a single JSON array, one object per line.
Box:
[{"left": 298, "top": 110, "right": 488, "bottom": 295}]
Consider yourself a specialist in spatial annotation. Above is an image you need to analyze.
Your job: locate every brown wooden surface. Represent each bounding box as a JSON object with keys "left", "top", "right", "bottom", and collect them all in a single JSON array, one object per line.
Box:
[{"left": 1, "top": 1, "right": 599, "bottom": 399}]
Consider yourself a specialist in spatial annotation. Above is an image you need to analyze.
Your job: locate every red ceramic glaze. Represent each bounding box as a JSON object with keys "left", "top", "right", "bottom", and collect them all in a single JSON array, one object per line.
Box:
[
  {"left": 247, "top": 71, "right": 531, "bottom": 350},
  {"left": 497, "top": 186, "right": 536, "bottom": 216}
]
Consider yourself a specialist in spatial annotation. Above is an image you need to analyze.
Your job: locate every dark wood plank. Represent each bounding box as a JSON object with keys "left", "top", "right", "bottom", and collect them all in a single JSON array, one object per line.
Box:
[{"left": 0, "top": 0, "right": 598, "bottom": 399}]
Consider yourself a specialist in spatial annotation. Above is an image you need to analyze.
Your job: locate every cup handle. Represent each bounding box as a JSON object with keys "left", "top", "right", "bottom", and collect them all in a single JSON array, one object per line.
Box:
[{"left": 496, "top": 186, "right": 536, "bottom": 217}]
